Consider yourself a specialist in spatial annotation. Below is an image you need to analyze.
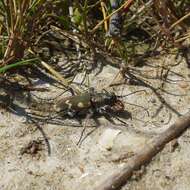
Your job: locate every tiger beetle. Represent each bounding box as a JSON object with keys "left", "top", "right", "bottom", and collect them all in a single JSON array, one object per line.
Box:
[
  {"left": 29, "top": 87, "right": 146, "bottom": 124},
  {"left": 52, "top": 87, "right": 130, "bottom": 146},
  {"left": 53, "top": 88, "right": 125, "bottom": 118},
  {"left": 29, "top": 88, "right": 146, "bottom": 146}
]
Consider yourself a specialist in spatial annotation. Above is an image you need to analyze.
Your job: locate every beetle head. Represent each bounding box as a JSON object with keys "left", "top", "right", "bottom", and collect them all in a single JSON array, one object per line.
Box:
[{"left": 102, "top": 90, "right": 117, "bottom": 105}]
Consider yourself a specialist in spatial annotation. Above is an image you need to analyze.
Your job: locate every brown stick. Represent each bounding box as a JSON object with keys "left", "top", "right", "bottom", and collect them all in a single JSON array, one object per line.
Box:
[{"left": 93, "top": 111, "right": 190, "bottom": 190}]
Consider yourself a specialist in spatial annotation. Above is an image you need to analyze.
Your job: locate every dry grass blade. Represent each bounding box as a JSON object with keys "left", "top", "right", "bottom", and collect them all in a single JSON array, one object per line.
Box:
[
  {"left": 100, "top": 0, "right": 108, "bottom": 32},
  {"left": 28, "top": 49, "right": 80, "bottom": 94},
  {"left": 170, "top": 11, "right": 190, "bottom": 30}
]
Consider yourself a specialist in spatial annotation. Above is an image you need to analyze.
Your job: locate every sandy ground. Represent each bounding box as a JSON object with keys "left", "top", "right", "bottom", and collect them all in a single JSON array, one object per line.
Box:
[{"left": 0, "top": 52, "right": 190, "bottom": 190}]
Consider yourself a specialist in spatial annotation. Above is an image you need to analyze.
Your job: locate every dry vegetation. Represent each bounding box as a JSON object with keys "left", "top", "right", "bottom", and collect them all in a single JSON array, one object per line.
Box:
[
  {"left": 0, "top": 0, "right": 189, "bottom": 77},
  {"left": 0, "top": 0, "right": 190, "bottom": 190}
]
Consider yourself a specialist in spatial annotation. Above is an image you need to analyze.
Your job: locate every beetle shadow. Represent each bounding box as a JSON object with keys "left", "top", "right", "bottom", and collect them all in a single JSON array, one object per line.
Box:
[
  {"left": 72, "top": 110, "right": 132, "bottom": 146},
  {"left": 25, "top": 108, "right": 133, "bottom": 146}
]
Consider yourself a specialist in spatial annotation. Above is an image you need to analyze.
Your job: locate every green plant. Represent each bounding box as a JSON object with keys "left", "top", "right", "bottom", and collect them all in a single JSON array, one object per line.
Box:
[{"left": 0, "top": 57, "right": 38, "bottom": 73}]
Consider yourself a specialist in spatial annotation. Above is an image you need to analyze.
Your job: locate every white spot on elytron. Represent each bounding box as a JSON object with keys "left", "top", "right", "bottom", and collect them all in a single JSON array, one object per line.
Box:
[
  {"left": 65, "top": 100, "right": 72, "bottom": 109},
  {"left": 77, "top": 102, "right": 84, "bottom": 108}
]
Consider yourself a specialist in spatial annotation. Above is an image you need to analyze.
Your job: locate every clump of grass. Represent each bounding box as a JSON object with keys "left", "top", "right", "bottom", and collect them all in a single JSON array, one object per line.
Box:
[
  {"left": 0, "top": 0, "right": 189, "bottom": 74},
  {"left": 0, "top": 0, "right": 51, "bottom": 67}
]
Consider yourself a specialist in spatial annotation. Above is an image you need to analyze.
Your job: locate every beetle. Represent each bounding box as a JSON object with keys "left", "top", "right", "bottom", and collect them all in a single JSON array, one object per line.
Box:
[
  {"left": 28, "top": 87, "right": 146, "bottom": 145},
  {"left": 29, "top": 87, "right": 146, "bottom": 126},
  {"left": 51, "top": 88, "right": 128, "bottom": 145},
  {"left": 53, "top": 88, "right": 125, "bottom": 118}
]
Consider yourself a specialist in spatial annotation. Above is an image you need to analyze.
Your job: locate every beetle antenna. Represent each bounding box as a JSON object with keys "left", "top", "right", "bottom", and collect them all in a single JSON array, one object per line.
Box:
[{"left": 116, "top": 89, "right": 147, "bottom": 98}]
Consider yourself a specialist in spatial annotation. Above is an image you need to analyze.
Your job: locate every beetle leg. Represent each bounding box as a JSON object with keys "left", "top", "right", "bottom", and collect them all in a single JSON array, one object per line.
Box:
[{"left": 77, "top": 109, "right": 94, "bottom": 146}]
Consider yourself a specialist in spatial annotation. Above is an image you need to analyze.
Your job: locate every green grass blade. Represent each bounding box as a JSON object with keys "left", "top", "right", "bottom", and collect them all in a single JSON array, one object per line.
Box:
[{"left": 0, "top": 58, "right": 39, "bottom": 73}]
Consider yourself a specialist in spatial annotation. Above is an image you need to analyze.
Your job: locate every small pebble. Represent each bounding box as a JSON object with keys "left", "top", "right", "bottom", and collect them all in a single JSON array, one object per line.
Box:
[{"left": 179, "top": 81, "right": 189, "bottom": 89}]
